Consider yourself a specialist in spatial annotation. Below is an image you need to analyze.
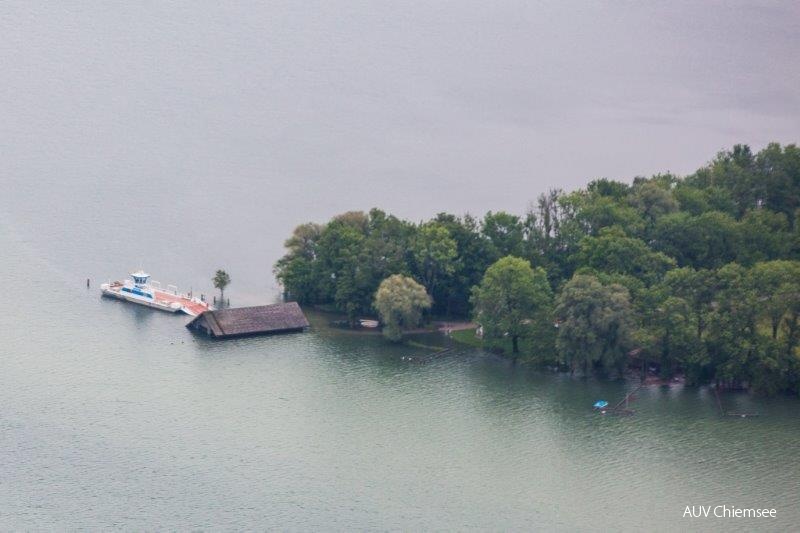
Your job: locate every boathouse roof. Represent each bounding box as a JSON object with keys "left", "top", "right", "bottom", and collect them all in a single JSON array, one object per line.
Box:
[{"left": 186, "top": 302, "right": 309, "bottom": 338}]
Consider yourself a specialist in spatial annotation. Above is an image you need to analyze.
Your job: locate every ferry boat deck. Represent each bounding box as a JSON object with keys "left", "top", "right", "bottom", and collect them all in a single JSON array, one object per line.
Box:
[{"left": 101, "top": 271, "right": 213, "bottom": 316}]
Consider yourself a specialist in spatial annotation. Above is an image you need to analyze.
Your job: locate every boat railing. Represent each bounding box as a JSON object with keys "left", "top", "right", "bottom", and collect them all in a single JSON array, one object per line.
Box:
[{"left": 149, "top": 281, "right": 181, "bottom": 296}]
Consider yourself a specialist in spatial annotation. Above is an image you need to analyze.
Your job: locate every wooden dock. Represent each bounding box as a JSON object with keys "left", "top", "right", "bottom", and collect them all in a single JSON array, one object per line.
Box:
[{"left": 603, "top": 383, "right": 645, "bottom": 415}]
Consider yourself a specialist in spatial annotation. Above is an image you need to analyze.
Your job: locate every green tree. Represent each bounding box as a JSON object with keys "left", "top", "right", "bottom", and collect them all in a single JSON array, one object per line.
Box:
[
  {"left": 524, "top": 189, "right": 588, "bottom": 282},
  {"left": 374, "top": 275, "right": 432, "bottom": 342},
  {"left": 749, "top": 261, "right": 800, "bottom": 339},
  {"left": 577, "top": 195, "right": 644, "bottom": 236},
  {"left": 576, "top": 226, "right": 676, "bottom": 285},
  {"left": 687, "top": 143, "right": 800, "bottom": 224},
  {"left": 412, "top": 222, "right": 457, "bottom": 295},
  {"left": 662, "top": 267, "right": 717, "bottom": 340},
  {"left": 274, "top": 222, "right": 323, "bottom": 302},
  {"left": 481, "top": 211, "right": 525, "bottom": 259},
  {"left": 705, "top": 264, "right": 761, "bottom": 388},
  {"left": 637, "top": 286, "right": 705, "bottom": 379},
  {"left": 317, "top": 221, "right": 368, "bottom": 325},
  {"left": 652, "top": 211, "right": 740, "bottom": 269},
  {"left": 555, "top": 274, "right": 634, "bottom": 375},
  {"left": 737, "top": 209, "right": 791, "bottom": 265},
  {"left": 777, "top": 281, "right": 800, "bottom": 359},
  {"left": 433, "top": 213, "right": 493, "bottom": 316},
  {"left": 755, "top": 143, "right": 800, "bottom": 224},
  {"left": 705, "top": 144, "right": 760, "bottom": 216},
  {"left": 587, "top": 178, "right": 630, "bottom": 200},
  {"left": 471, "top": 256, "right": 552, "bottom": 356},
  {"left": 213, "top": 269, "right": 231, "bottom": 304},
  {"left": 629, "top": 179, "right": 678, "bottom": 225},
  {"left": 673, "top": 184, "right": 711, "bottom": 215},
  {"left": 356, "top": 209, "right": 415, "bottom": 306}
]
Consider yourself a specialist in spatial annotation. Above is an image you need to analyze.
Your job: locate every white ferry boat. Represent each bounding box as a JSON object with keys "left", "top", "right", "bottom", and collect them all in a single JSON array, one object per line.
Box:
[{"left": 100, "top": 270, "right": 213, "bottom": 316}]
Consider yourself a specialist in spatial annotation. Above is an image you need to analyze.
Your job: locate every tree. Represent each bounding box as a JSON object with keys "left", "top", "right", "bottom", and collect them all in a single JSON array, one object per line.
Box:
[
  {"left": 587, "top": 178, "right": 630, "bottom": 200},
  {"left": 776, "top": 280, "right": 800, "bottom": 359},
  {"left": 704, "top": 264, "right": 761, "bottom": 388},
  {"left": 629, "top": 180, "right": 678, "bottom": 225},
  {"left": 749, "top": 261, "right": 800, "bottom": 339},
  {"left": 576, "top": 226, "right": 676, "bottom": 285},
  {"left": 576, "top": 195, "right": 644, "bottom": 237},
  {"left": 755, "top": 143, "right": 800, "bottom": 224},
  {"left": 481, "top": 211, "right": 525, "bottom": 259},
  {"left": 433, "top": 213, "right": 493, "bottom": 316},
  {"left": 274, "top": 222, "right": 323, "bottom": 303},
  {"left": 673, "top": 184, "right": 711, "bottom": 215},
  {"left": 374, "top": 275, "right": 432, "bottom": 342},
  {"left": 652, "top": 211, "right": 739, "bottom": 269},
  {"left": 737, "top": 209, "right": 791, "bottom": 265},
  {"left": 356, "top": 209, "right": 415, "bottom": 310},
  {"left": 705, "top": 144, "right": 760, "bottom": 216},
  {"left": 555, "top": 274, "right": 634, "bottom": 375},
  {"left": 213, "top": 269, "right": 231, "bottom": 304},
  {"left": 524, "top": 189, "right": 588, "bottom": 282},
  {"left": 662, "top": 267, "right": 717, "bottom": 340},
  {"left": 412, "top": 222, "right": 457, "bottom": 295},
  {"left": 471, "top": 256, "right": 552, "bottom": 356},
  {"left": 317, "top": 221, "right": 367, "bottom": 325},
  {"left": 637, "top": 286, "right": 705, "bottom": 380}
]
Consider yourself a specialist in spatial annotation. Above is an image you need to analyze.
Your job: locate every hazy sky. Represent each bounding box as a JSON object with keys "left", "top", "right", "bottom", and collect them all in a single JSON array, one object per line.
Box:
[{"left": 3, "top": 0, "right": 799, "bottom": 221}]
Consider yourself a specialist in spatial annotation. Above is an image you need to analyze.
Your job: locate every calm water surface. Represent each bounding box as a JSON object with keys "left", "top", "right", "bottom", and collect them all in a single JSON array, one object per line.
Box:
[{"left": 2, "top": 2, "right": 800, "bottom": 530}]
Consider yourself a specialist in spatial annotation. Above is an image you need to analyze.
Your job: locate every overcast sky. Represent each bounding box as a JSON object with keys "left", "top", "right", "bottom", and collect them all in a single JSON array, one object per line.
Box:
[{"left": 3, "top": 0, "right": 799, "bottom": 221}]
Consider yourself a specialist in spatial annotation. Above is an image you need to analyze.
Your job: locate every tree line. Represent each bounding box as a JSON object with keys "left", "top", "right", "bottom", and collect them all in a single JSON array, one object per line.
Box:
[{"left": 275, "top": 143, "right": 800, "bottom": 394}]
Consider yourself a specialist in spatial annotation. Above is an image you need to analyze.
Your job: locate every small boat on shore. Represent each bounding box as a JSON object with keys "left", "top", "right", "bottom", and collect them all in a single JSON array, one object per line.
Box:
[
  {"left": 593, "top": 400, "right": 609, "bottom": 410},
  {"left": 100, "top": 270, "right": 213, "bottom": 316}
]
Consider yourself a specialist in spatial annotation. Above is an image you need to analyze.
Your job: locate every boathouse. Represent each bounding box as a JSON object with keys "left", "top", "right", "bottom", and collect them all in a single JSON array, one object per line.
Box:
[{"left": 186, "top": 302, "right": 309, "bottom": 339}]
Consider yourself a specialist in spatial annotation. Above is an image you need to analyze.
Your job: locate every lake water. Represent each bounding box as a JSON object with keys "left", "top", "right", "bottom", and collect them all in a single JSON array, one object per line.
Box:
[{"left": 2, "top": 2, "right": 800, "bottom": 530}]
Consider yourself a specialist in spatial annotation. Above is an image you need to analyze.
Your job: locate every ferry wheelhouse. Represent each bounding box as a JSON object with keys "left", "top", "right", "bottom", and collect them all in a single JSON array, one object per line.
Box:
[{"left": 100, "top": 270, "right": 212, "bottom": 316}]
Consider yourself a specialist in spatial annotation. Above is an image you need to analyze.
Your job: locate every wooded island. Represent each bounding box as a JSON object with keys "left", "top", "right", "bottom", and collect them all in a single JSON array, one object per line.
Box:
[{"left": 275, "top": 144, "right": 800, "bottom": 395}]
